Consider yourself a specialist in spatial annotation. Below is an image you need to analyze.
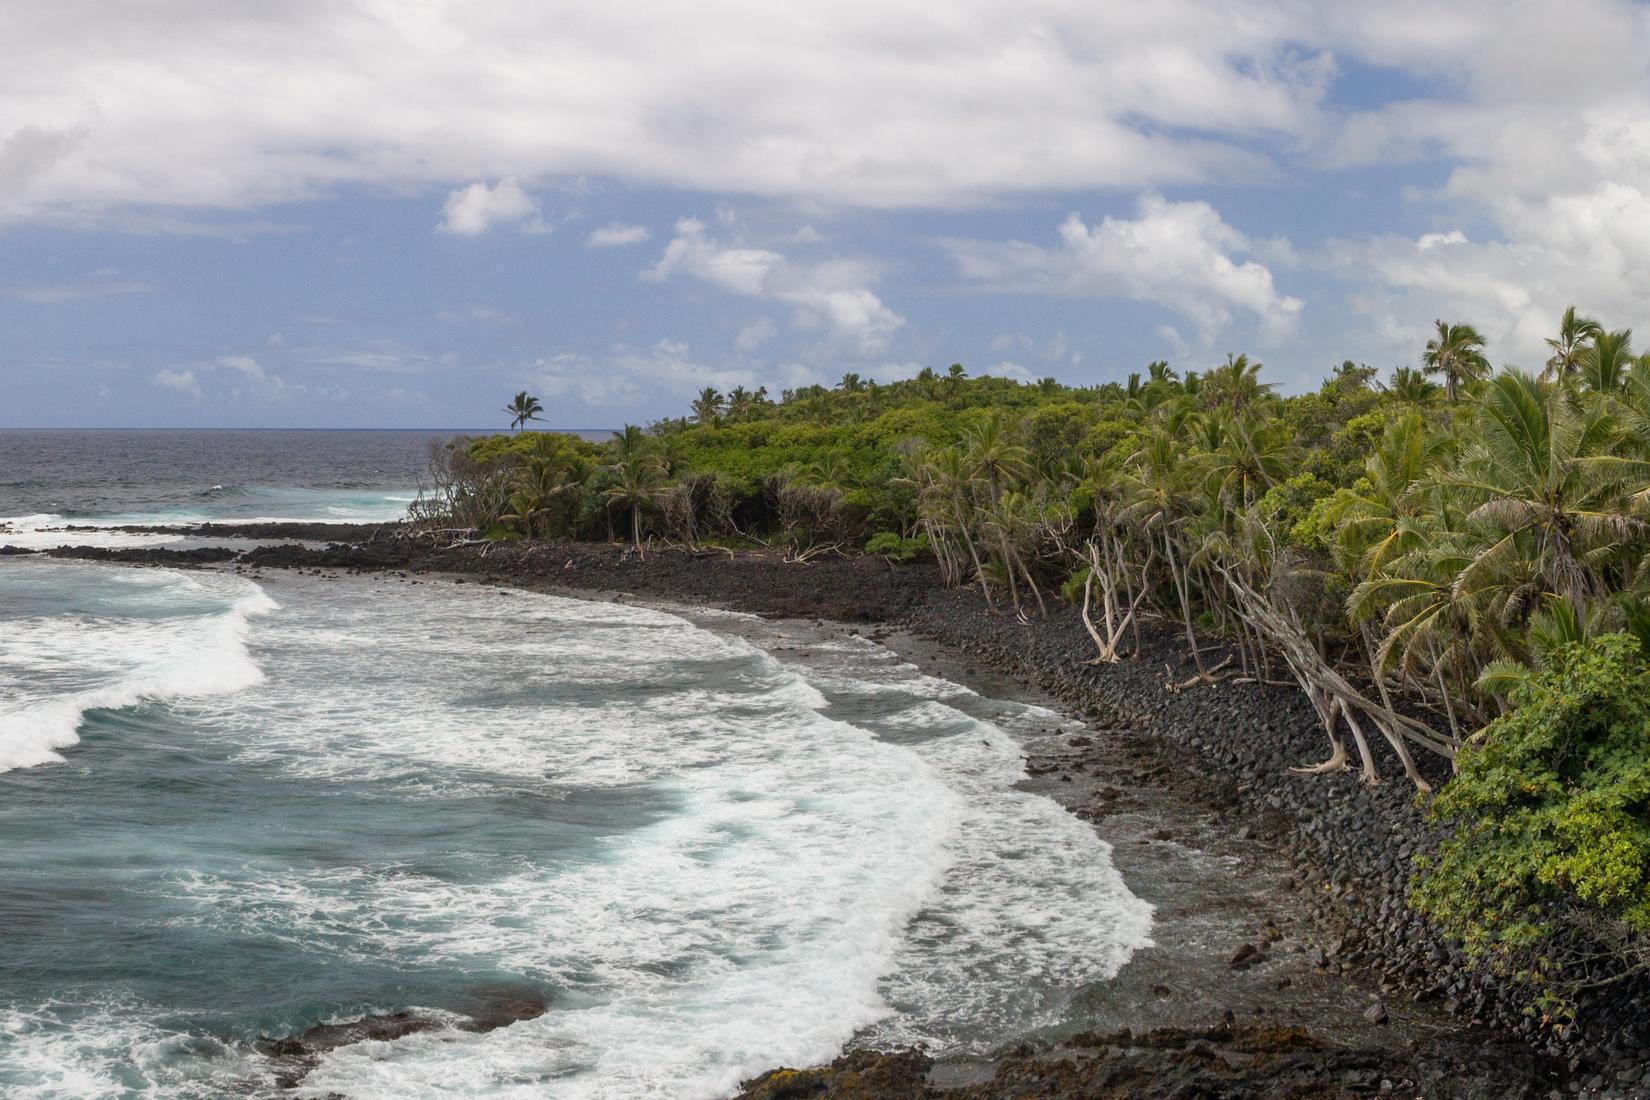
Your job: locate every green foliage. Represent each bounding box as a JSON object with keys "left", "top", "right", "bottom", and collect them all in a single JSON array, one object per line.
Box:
[
  {"left": 864, "top": 531, "right": 928, "bottom": 561},
  {"left": 1411, "top": 634, "right": 1650, "bottom": 1013},
  {"left": 1059, "top": 567, "right": 1090, "bottom": 604}
]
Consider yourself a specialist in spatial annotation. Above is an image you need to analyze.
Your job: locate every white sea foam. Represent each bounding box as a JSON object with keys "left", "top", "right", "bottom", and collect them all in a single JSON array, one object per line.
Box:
[
  {"left": 0, "top": 563, "right": 277, "bottom": 772},
  {"left": 0, "top": 1000, "right": 266, "bottom": 1100},
  {"left": 4, "top": 574, "right": 1153, "bottom": 1099},
  {"left": 0, "top": 513, "right": 184, "bottom": 550}
]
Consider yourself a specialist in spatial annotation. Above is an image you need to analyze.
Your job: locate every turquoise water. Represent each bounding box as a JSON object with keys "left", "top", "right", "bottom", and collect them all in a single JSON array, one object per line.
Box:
[{"left": 1, "top": 513, "right": 1154, "bottom": 1097}]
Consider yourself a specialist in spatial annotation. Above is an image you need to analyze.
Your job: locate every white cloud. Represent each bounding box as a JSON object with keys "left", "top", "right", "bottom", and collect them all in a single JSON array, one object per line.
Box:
[
  {"left": 152, "top": 368, "right": 199, "bottom": 397},
  {"left": 646, "top": 217, "right": 904, "bottom": 353},
  {"left": 944, "top": 193, "right": 1303, "bottom": 344},
  {"left": 214, "top": 354, "right": 265, "bottom": 378},
  {"left": 586, "top": 222, "right": 652, "bottom": 247},
  {"left": 437, "top": 178, "right": 545, "bottom": 236},
  {"left": 0, "top": 1, "right": 1342, "bottom": 223}
]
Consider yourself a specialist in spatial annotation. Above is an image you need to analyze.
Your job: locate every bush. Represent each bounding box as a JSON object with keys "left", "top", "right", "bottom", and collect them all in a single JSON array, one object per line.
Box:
[
  {"left": 864, "top": 531, "right": 928, "bottom": 561},
  {"left": 1411, "top": 633, "right": 1650, "bottom": 1017}
]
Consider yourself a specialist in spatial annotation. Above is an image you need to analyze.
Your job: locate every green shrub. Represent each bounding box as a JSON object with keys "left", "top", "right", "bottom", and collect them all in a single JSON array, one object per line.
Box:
[
  {"left": 864, "top": 531, "right": 928, "bottom": 561},
  {"left": 1411, "top": 633, "right": 1650, "bottom": 1017}
]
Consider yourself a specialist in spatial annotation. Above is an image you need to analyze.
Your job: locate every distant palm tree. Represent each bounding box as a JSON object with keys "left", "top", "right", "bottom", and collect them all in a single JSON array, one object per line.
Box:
[
  {"left": 504, "top": 391, "right": 544, "bottom": 430},
  {"left": 838, "top": 372, "right": 866, "bottom": 393},
  {"left": 1421, "top": 321, "right": 1490, "bottom": 404},
  {"left": 1203, "top": 353, "right": 1273, "bottom": 413},
  {"left": 690, "top": 387, "right": 724, "bottom": 427},
  {"left": 1386, "top": 366, "right": 1438, "bottom": 405},
  {"left": 604, "top": 457, "right": 664, "bottom": 557},
  {"left": 1543, "top": 306, "right": 1603, "bottom": 381}
]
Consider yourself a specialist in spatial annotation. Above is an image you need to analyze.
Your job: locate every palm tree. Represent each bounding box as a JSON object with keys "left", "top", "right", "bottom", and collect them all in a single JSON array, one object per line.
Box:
[
  {"left": 1421, "top": 320, "right": 1490, "bottom": 404},
  {"left": 838, "top": 373, "right": 866, "bottom": 393},
  {"left": 1386, "top": 366, "right": 1438, "bottom": 405},
  {"left": 1451, "top": 370, "right": 1650, "bottom": 611},
  {"left": 1202, "top": 353, "right": 1274, "bottom": 414},
  {"left": 1578, "top": 328, "right": 1634, "bottom": 395},
  {"left": 1329, "top": 412, "right": 1445, "bottom": 577},
  {"left": 1543, "top": 306, "right": 1603, "bottom": 381},
  {"left": 610, "top": 424, "right": 652, "bottom": 462},
  {"left": 604, "top": 456, "right": 664, "bottom": 557},
  {"left": 926, "top": 446, "right": 995, "bottom": 610},
  {"left": 504, "top": 391, "right": 544, "bottom": 430},
  {"left": 962, "top": 414, "right": 1031, "bottom": 504},
  {"left": 690, "top": 387, "right": 724, "bottom": 427},
  {"left": 1120, "top": 426, "right": 1212, "bottom": 676},
  {"left": 1203, "top": 412, "right": 1293, "bottom": 508}
]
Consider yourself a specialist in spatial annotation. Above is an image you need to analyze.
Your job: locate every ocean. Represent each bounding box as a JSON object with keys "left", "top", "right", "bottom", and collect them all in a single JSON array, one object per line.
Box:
[{"left": 0, "top": 430, "right": 1154, "bottom": 1099}]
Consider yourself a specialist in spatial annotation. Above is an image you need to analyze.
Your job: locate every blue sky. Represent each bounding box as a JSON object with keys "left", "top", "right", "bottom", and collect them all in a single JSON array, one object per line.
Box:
[{"left": 5, "top": 2, "right": 1650, "bottom": 428}]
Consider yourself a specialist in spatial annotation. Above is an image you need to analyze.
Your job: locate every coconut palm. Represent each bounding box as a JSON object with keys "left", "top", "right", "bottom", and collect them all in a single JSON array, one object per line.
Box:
[
  {"left": 603, "top": 456, "right": 664, "bottom": 557},
  {"left": 1329, "top": 412, "right": 1446, "bottom": 576},
  {"left": 1451, "top": 370, "right": 1650, "bottom": 612},
  {"left": 1203, "top": 412, "right": 1293, "bottom": 508},
  {"left": 690, "top": 387, "right": 724, "bottom": 427},
  {"left": 1203, "top": 353, "right": 1274, "bottom": 414},
  {"left": 1386, "top": 366, "right": 1439, "bottom": 406},
  {"left": 1578, "top": 328, "right": 1634, "bottom": 395},
  {"left": 503, "top": 391, "right": 544, "bottom": 430},
  {"left": 1421, "top": 321, "right": 1490, "bottom": 404},
  {"left": 1543, "top": 306, "right": 1603, "bottom": 381},
  {"left": 962, "top": 414, "right": 1031, "bottom": 504}
]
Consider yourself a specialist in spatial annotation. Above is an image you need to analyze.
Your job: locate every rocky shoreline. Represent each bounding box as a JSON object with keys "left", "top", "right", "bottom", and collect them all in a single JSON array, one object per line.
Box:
[{"left": 20, "top": 532, "right": 1650, "bottom": 1096}]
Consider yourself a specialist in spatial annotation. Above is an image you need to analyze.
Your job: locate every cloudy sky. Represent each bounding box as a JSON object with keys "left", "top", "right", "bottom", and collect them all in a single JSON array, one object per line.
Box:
[{"left": 5, "top": 0, "right": 1650, "bottom": 428}]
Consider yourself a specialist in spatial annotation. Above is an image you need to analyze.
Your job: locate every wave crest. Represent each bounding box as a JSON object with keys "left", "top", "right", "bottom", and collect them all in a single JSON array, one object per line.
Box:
[{"left": 0, "top": 567, "right": 277, "bottom": 773}]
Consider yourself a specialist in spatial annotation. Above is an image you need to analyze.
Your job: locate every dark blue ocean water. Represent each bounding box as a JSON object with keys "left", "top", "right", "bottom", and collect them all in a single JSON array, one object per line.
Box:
[{"left": 0, "top": 429, "right": 447, "bottom": 521}]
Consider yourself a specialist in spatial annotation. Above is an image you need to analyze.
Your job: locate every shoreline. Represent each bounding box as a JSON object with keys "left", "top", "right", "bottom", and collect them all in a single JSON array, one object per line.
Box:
[{"left": 13, "top": 535, "right": 1641, "bottom": 1095}]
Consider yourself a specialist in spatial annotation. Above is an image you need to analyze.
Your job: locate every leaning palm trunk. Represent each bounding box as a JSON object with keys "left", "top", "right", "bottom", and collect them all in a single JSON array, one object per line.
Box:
[
  {"left": 950, "top": 494, "right": 995, "bottom": 611},
  {"left": 1009, "top": 543, "right": 1047, "bottom": 619},
  {"left": 1216, "top": 564, "right": 1452, "bottom": 791},
  {"left": 995, "top": 529, "right": 1025, "bottom": 618},
  {"left": 1162, "top": 530, "right": 1221, "bottom": 686}
]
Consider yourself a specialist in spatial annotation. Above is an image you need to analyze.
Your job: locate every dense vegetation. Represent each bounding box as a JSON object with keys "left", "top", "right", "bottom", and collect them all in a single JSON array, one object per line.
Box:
[{"left": 415, "top": 309, "right": 1650, "bottom": 1011}]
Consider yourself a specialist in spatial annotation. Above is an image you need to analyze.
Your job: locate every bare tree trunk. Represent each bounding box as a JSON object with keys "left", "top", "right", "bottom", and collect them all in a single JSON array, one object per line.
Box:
[
  {"left": 1291, "top": 688, "right": 1349, "bottom": 774},
  {"left": 1010, "top": 544, "right": 1047, "bottom": 618},
  {"left": 997, "top": 530, "right": 1025, "bottom": 619},
  {"left": 952, "top": 495, "right": 995, "bottom": 612},
  {"left": 1168, "top": 531, "right": 1207, "bottom": 676}
]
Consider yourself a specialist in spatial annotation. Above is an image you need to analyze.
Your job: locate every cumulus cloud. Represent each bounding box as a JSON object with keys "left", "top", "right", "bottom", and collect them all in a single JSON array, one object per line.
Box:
[
  {"left": 152, "top": 368, "right": 199, "bottom": 397},
  {"left": 437, "top": 178, "right": 546, "bottom": 236},
  {"left": 646, "top": 217, "right": 904, "bottom": 352},
  {"left": 0, "top": 1, "right": 1341, "bottom": 222},
  {"left": 1301, "top": 2, "right": 1650, "bottom": 364},
  {"left": 944, "top": 194, "right": 1303, "bottom": 344},
  {"left": 586, "top": 222, "right": 652, "bottom": 247}
]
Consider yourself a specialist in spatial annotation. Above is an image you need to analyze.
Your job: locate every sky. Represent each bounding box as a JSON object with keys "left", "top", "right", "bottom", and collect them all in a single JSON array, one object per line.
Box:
[{"left": 5, "top": 1, "right": 1650, "bottom": 428}]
